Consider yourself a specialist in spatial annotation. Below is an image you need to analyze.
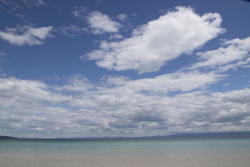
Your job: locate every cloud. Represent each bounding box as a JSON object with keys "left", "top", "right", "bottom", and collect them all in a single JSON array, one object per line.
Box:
[
  {"left": 191, "top": 37, "right": 250, "bottom": 71},
  {"left": 87, "top": 11, "right": 122, "bottom": 34},
  {"left": 55, "top": 74, "right": 93, "bottom": 92},
  {"left": 71, "top": 6, "right": 87, "bottom": 18},
  {"left": 117, "top": 14, "right": 128, "bottom": 21},
  {"left": 85, "top": 6, "right": 224, "bottom": 73},
  {"left": 109, "top": 34, "right": 124, "bottom": 40},
  {"left": 0, "top": 77, "right": 67, "bottom": 103},
  {"left": 104, "top": 71, "right": 224, "bottom": 94},
  {"left": 2, "top": 80, "right": 250, "bottom": 137},
  {"left": 57, "top": 25, "right": 88, "bottom": 37},
  {"left": 0, "top": 0, "right": 46, "bottom": 9},
  {"left": 0, "top": 26, "right": 53, "bottom": 46},
  {"left": 1, "top": 70, "right": 245, "bottom": 138},
  {"left": 0, "top": 5, "right": 248, "bottom": 138},
  {"left": 0, "top": 51, "right": 6, "bottom": 74},
  {"left": 0, "top": 0, "right": 46, "bottom": 21}
]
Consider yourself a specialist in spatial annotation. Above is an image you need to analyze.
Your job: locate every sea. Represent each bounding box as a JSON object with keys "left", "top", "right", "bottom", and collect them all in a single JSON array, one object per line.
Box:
[{"left": 1, "top": 138, "right": 250, "bottom": 167}]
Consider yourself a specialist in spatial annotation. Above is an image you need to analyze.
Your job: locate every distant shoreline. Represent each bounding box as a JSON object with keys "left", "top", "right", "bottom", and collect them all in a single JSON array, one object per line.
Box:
[
  {"left": 1, "top": 131, "right": 250, "bottom": 141},
  {"left": 0, "top": 136, "right": 18, "bottom": 140}
]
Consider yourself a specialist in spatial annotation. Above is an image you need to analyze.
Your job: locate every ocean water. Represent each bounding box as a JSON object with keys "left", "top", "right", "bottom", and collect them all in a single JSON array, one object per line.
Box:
[{"left": 0, "top": 138, "right": 250, "bottom": 167}]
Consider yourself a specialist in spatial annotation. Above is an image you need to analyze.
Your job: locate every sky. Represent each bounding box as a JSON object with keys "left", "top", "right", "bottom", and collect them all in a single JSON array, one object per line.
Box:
[{"left": 0, "top": 0, "right": 250, "bottom": 138}]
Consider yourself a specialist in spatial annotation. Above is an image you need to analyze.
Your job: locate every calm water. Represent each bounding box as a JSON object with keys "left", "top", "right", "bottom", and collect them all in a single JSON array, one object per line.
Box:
[{"left": 1, "top": 138, "right": 250, "bottom": 167}]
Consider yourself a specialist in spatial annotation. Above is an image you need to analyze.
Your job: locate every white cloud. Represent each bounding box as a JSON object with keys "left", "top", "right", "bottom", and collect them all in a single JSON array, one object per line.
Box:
[
  {"left": 0, "top": 5, "right": 249, "bottom": 138},
  {"left": 57, "top": 25, "right": 88, "bottom": 37},
  {"left": 0, "top": 51, "right": 6, "bottom": 74},
  {"left": 109, "top": 34, "right": 124, "bottom": 40},
  {"left": 215, "top": 89, "right": 250, "bottom": 104},
  {"left": 1, "top": 77, "right": 250, "bottom": 137},
  {"left": 55, "top": 74, "right": 93, "bottom": 92},
  {"left": 117, "top": 14, "right": 128, "bottom": 21},
  {"left": 0, "top": 0, "right": 46, "bottom": 8},
  {"left": 106, "top": 71, "right": 224, "bottom": 94},
  {"left": 0, "top": 70, "right": 239, "bottom": 138},
  {"left": 87, "top": 11, "right": 122, "bottom": 34},
  {"left": 0, "top": 0, "right": 46, "bottom": 21},
  {"left": 86, "top": 6, "right": 224, "bottom": 73},
  {"left": 0, "top": 77, "right": 67, "bottom": 103},
  {"left": 191, "top": 37, "right": 250, "bottom": 71},
  {"left": 0, "top": 26, "right": 53, "bottom": 46},
  {"left": 71, "top": 6, "right": 87, "bottom": 17}
]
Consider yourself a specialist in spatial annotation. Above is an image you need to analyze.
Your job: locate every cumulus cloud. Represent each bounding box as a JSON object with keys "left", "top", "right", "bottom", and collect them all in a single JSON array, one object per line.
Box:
[
  {"left": 87, "top": 11, "right": 122, "bottom": 34},
  {"left": 191, "top": 37, "right": 250, "bottom": 71},
  {"left": 86, "top": 7, "right": 224, "bottom": 73},
  {"left": 0, "top": 26, "right": 53, "bottom": 46}
]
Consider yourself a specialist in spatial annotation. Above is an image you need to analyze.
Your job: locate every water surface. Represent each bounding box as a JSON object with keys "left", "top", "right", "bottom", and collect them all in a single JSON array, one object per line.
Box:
[{"left": 1, "top": 138, "right": 250, "bottom": 167}]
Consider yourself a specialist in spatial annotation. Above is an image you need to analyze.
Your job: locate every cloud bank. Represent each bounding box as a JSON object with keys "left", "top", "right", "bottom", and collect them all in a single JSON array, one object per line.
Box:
[{"left": 0, "top": 71, "right": 249, "bottom": 138}]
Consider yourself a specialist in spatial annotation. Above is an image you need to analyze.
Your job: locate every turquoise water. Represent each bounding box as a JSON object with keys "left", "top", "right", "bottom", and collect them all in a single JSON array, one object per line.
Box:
[{"left": 1, "top": 138, "right": 250, "bottom": 167}]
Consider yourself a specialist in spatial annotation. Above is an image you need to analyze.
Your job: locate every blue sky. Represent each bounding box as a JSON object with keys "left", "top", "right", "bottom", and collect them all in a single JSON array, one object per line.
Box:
[{"left": 0, "top": 0, "right": 250, "bottom": 138}]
